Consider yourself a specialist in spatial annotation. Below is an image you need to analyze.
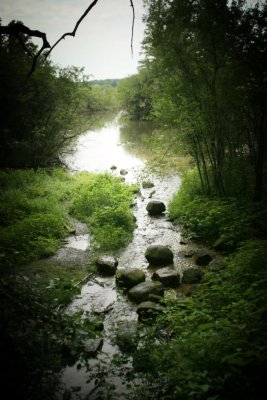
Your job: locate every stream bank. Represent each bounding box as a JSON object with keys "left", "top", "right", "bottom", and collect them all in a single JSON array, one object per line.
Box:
[{"left": 56, "top": 115, "right": 219, "bottom": 399}]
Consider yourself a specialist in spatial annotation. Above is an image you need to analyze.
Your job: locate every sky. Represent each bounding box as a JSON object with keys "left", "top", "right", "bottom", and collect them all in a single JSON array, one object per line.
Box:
[{"left": 0, "top": 0, "right": 146, "bottom": 79}]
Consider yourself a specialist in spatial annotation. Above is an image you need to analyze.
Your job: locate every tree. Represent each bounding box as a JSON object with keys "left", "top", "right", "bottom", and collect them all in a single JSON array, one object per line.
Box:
[
  {"left": 0, "top": 25, "right": 91, "bottom": 168},
  {"left": 142, "top": 0, "right": 267, "bottom": 198}
]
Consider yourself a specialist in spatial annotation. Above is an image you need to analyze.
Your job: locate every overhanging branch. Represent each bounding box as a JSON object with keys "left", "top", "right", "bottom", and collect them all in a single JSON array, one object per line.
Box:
[
  {"left": 0, "top": 0, "right": 136, "bottom": 75},
  {"left": 45, "top": 0, "right": 100, "bottom": 58}
]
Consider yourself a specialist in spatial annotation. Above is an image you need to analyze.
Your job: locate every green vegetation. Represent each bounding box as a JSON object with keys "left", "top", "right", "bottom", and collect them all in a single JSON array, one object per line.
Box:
[
  {"left": 0, "top": 169, "right": 136, "bottom": 268},
  {"left": 169, "top": 169, "right": 267, "bottom": 245},
  {"left": 70, "top": 173, "right": 137, "bottom": 250},
  {"left": 0, "top": 168, "right": 137, "bottom": 400},
  {"left": 0, "top": 21, "right": 119, "bottom": 168},
  {"left": 130, "top": 240, "right": 267, "bottom": 400},
  {"left": 119, "top": 0, "right": 267, "bottom": 201}
]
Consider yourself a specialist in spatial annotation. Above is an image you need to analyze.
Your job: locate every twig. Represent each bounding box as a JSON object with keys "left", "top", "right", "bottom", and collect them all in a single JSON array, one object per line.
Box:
[
  {"left": 46, "top": 0, "right": 100, "bottom": 58},
  {"left": 130, "top": 0, "right": 135, "bottom": 57}
]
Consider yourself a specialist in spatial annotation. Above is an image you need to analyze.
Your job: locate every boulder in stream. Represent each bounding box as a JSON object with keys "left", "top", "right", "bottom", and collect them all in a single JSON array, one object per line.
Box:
[
  {"left": 137, "top": 301, "right": 163, "bottom": 322},
  {"left": 95, "top": 255, "right": 118, "bottom": 276},
  {"left": 182, "top": 268, "right": 203, "bottom": 284},
  {"left": 152, "top": 267, "right": 180, "bottom": 287},
  {"left": 116, "top": 268, "right": 146, "bottom": 289},
  {"left": 146, "top": 200, "right": 166, "bottom": 215},
  {"left": 194, "top": 250, "right": 213, "bottom": 266},
  {"left": 128, "top": 281, "right": 164, "bottom": 303},
  {"left": 145, "top": 245, "right": 174, "bottom": 266},
  {"left": 120, "top": 169, "right": 128, "bottom": 175},
  {"left": 207, "top": 258, "right": 227, "bottom": 272},
  {"left": 142, "top": 180, "right": 155, "bottom": 189}
]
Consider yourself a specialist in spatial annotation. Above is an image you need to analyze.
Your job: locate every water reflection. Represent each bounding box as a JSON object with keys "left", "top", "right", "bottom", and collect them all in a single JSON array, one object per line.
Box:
[{"left": 64, "top": 114, "right": 146, "bottom": 173}]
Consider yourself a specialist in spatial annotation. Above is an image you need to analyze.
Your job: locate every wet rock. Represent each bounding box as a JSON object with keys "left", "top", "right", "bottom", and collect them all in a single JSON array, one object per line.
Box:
[
  {"left": 182, "top": 268, "right": 203, "bottom": 284},
  {"left": 179, "top": 237, "right": 188, "bottom": 245},
  {"left": 137, "top": 301, "right": 163, "bottom": 322},
  {"left": 116, "top": 268, "right": 146, "bottom": 289},
  {"left": 110, "top": 165, "right": 117, "bottom": 170},
  {"left": 84, "top": 337, "right": 103, "bottom": 356},
  {"left": 95, "top": 255, "right": 118, "bottom": 276},
  {"left": 120, "top": 169, "right": 128, "bottom": 175},
  {"left": 146, "top": 200, "right": 166, "bottom": 215},
  {"left": 148, "top": 294, "right": 163, "bottom": 303},
  {"left": 145, "top": 245, "right": 174, "bottom": 266},
  {"left": 142, "top": 180, "right": 155, "bottom": 189},
  {"left": 194, "top": 251, "right": 212, "bottom": 266},
  {"left": 207, "top": 258, "right": 227, "bottom": 272},
  {"left": 128, "top": 281, "right": 164, "bottom": 303},
  {"left": 152, "top": 267, "right": 180, "bottom": 287}
]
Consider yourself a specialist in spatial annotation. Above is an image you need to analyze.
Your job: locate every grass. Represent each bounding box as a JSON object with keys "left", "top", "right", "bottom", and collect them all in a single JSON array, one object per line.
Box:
[
  {"left": 0, "top": 167, "right": 138, "bottom": 400},
  {"left": 168, "top": 169, "right": 267, "bottom": 247}
]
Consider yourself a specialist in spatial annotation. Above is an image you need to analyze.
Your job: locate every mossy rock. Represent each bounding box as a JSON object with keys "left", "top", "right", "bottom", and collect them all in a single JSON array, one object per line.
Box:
[
  {"left": 145, "top": 245, "right": 174, "bottom": 266},
  {"left": 95, "top": 255, "right": 118, "bottom": 276},
  {"left": 136, "top": 301, "right": 163, "bottom": 322},
  {"left": 128, "top": 281, "right": 164, "bottom": 303},
  {"left": 146, "top": 200, "right": 166, "bottom": 215},
  {"left": 152, "top": 267, "right": 180, "bottom": 287},
  {"left": 182, "top": 268, "right": 202, "bottom": 284},
  {"left": 142, "top": 180, "right": 155, "bottom": 189},
  {"left": 116, "top": 268, "right": 146, "bottom": 289}
]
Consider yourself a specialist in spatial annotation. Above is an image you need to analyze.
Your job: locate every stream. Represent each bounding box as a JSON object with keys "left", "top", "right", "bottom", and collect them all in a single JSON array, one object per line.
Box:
[{"left": 59, "top": 114, "right": 198, "bottom": 399}]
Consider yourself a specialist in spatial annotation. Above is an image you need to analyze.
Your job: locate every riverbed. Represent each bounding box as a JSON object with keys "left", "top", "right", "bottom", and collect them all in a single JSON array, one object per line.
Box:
[{"left": 59, "top": 114, "right": 197, "bottom": 399}]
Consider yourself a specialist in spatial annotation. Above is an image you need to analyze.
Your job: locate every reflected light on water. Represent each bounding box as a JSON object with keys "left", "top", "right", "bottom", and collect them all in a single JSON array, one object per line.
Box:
[{"left": 64, "top": 118, "right": 144, "bottom": 173}]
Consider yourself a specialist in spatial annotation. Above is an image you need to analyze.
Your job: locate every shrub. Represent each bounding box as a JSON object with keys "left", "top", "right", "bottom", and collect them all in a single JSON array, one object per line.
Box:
[{"left": 71, "top": 173, "right": 136, "bottom": 250}]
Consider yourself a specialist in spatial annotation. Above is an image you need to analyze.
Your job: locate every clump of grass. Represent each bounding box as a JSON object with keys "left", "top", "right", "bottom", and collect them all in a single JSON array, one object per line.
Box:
[
  {"left": 71, "top": 173, "right": 136, "bottom": 250},
  {"left": 168, "top": 169, "right": 267, "bottom": 245},
  {"left": 0, "top": 169, "right": 72, "bottom": 266}
]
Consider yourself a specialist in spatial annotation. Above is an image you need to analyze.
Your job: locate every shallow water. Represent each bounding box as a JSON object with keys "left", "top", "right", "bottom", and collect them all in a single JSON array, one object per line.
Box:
[{"left": 60, "top": 114, "right": 196, "bottom": 398}]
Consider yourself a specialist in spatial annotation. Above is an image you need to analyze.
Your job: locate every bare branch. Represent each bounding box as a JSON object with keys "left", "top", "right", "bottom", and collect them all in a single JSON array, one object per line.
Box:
[
  {"left": 0, "top": 22, "right": 51, "bottom": 49},
  {"left": 130, "top": 0, "right": 135, "bottom": 57},
  {"left": 46, "top": 0, "right": 100, "bottom": 57},
  {"left": 0, "top": 0, "right": 135, "bottom": 75}
]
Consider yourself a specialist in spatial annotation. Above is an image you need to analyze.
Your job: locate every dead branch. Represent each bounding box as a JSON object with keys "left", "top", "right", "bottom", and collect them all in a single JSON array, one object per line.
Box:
[
  {"left": 130, "top": 0, "right": 135, "bottom": 57},
  {"left": 0, "top": 0, "right": 136, "bottom": 75},
  {"left": 45, "top": 0, "right": 100, "bottom": 58}
]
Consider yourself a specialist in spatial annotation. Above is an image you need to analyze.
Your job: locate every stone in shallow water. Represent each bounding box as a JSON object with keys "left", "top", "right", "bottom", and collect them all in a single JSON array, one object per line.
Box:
[
  {"left": 182, "top": 268, "right": 203, "bottom": 284},
  {"left": 194, "top": 251, "right": 212, "bottom": 266},
  {"left": 128, "top": 281, "right": 164, "bottom": 303},
  {"left": 136, "top": 301, "right": 163, "bottom": 322},
  {"left": 116, "top": 268, "right": 146, "bottom": 289},
  {"left": 152, "top": 267, "right": 180, "bottom": 287},
  {"left": 207, "top": 258, "right": 227, "bottom": 272},
  {"left": 146, "top": 200, "right": 166, "bottom": 215},
  {"left": 142, "top": 180, "right": 155, "bottom": 189},
  {"left": 145, "top": 245, "right": 174, "bottom": 266},
  {"left": 95, "top": 255, "right": 118, "bottom": 276}
]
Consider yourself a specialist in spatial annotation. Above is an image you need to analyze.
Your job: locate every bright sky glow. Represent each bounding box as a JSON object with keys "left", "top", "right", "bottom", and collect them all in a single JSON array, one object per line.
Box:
[{"left": 0, "top": 0, "right": 145, "bottom": 79}]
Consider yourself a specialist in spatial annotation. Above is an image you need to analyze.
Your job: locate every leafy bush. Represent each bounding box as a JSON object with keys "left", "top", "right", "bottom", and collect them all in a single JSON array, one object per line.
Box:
[
  {"left": 130, "top": 240, "right": 267, "bottom": 399},
  {"left": 0, "top": 169, "right": 71, "bottom": 266},
  {"left": 169, "top": 169, "right": 267, "bottom": 244},
  {"left": 71, "top": 174, "right": 136, "bottom": 250}
]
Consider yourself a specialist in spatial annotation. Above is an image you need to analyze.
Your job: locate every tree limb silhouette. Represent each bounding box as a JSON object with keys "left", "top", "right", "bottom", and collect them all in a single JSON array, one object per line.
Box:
[
  {"left": 0, "top": 0, "right": 136, "bottom": 75},
  {"left": 45, "top": 0, "right": 100, "bottom": 58}
]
